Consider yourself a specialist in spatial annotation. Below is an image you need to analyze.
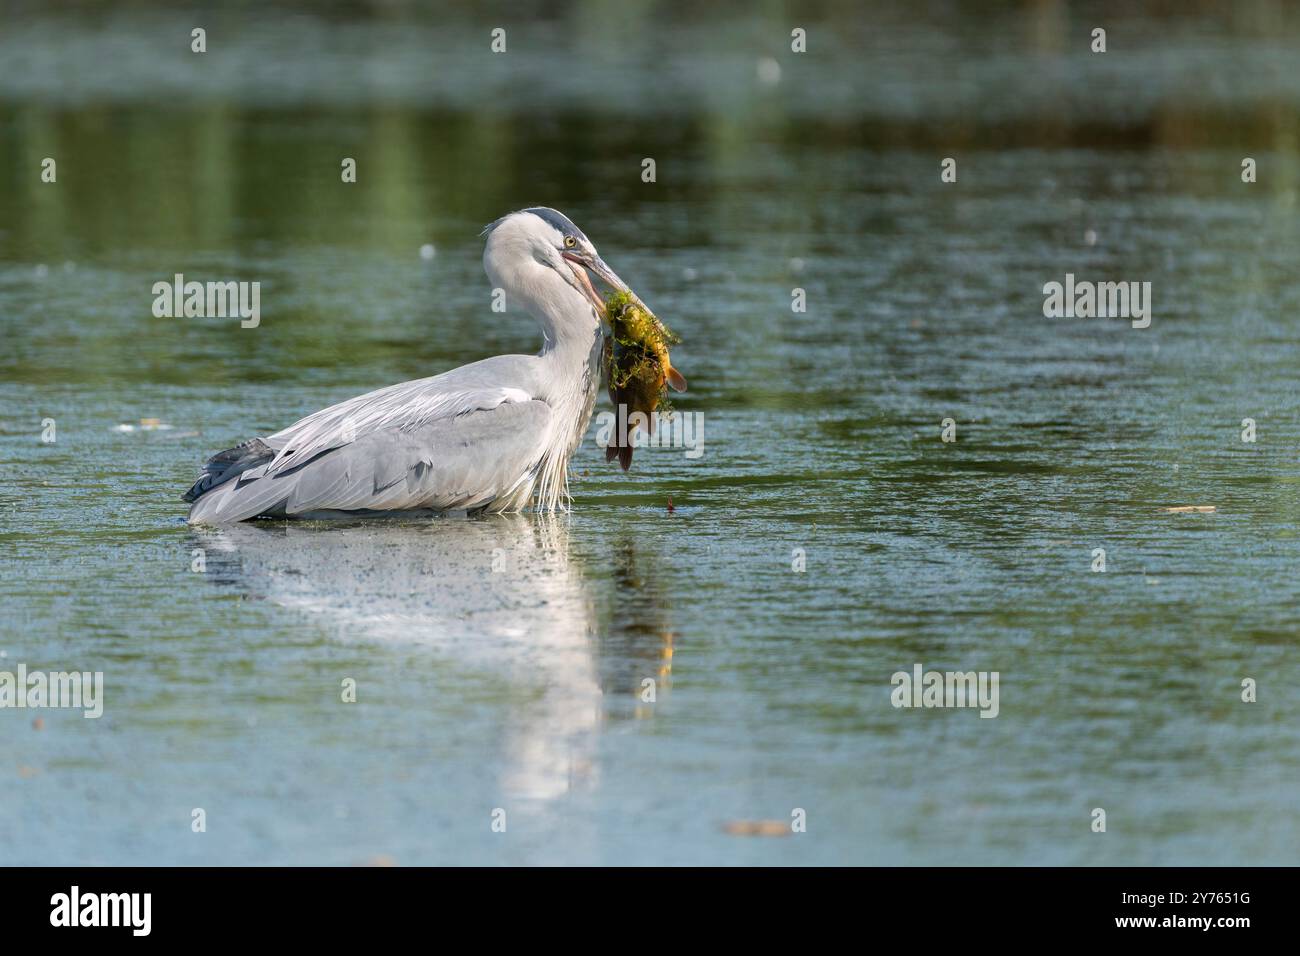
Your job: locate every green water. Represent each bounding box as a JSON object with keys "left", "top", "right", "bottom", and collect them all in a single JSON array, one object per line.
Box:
[{"left": 1, "top": 2, "right": 1298, "bottom": 864}]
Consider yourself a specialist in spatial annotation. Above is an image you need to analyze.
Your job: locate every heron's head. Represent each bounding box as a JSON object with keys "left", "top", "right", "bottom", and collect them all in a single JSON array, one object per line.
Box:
[{"left": 482, "top": 207, "right": 642, "bottom": 328}]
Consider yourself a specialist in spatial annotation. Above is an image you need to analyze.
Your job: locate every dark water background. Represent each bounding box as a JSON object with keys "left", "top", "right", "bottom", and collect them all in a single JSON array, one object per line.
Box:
[{"left": 1, "top": 1, "right": 1297, "bottom": 864}]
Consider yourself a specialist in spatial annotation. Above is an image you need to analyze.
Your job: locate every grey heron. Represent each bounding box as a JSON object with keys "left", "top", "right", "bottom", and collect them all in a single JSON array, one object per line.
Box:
[{"left": 183, "top": 207, "right": 640, "bottom": 524}]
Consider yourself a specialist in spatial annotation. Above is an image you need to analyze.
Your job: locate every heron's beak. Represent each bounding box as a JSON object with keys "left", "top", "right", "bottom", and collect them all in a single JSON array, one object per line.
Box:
[
  {"left": 563, "top": 254, "right": 606, "bottom": 312},
  {"left": 564, "top": 251, "right": 657, "bottom": 320}
]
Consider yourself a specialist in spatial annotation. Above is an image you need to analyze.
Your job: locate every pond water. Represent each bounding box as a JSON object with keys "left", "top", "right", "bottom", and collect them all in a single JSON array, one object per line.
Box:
[{"left": 1, "top": 3, "right": 1298, "bottom": 864}]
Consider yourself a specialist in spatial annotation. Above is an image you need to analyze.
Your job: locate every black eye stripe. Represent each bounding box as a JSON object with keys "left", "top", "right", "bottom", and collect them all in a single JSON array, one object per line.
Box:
[{"left": 523, "top": 207, "right": 591, "bottom": 246}]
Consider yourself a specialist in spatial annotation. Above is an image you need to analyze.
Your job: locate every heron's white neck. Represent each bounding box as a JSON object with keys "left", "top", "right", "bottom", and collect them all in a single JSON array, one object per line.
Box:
[
  {"left": 526, "top": 277, "right": 604, "bottom": 512},
  {"left": 529, "top": 278, "right": 600, "bottom": 356},
  {"left": 483, "top": 247, "right": 606, "bottom": 510}
]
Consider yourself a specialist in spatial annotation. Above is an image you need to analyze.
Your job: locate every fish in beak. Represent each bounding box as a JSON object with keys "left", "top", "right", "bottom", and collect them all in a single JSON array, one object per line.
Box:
[{"left": 599, "top": 291, "right": 688, "bottom": 471}]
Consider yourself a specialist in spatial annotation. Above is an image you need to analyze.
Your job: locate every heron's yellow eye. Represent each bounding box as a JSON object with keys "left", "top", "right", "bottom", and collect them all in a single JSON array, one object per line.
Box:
[{"left": 564, "top": 236, "right": 577, "bottom": 248}]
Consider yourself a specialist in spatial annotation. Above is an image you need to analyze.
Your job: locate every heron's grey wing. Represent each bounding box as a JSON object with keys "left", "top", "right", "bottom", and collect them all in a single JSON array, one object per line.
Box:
[
  {"left": 262, "top": 366, "right": 535, "bottom": 478},
  {"left": 186, "top": 357, "right": 548, "bottom": 523},
  {"left": 186, "top": 399, "right": 552, "bottom": 523}
]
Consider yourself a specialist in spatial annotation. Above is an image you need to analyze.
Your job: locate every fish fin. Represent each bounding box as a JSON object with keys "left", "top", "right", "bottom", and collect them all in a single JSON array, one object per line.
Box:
[{"left": 666, "top": 366, "right": 687, "bottom": 392}]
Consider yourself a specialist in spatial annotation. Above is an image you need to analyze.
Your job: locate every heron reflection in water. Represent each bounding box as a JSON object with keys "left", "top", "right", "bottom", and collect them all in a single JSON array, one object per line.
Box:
[{"left": 194, "top": 514, "right": 677, "bottom": 800}]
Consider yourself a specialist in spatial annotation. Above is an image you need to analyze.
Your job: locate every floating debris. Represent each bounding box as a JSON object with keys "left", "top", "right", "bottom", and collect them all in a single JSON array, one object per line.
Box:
[
  {"left": 723, "top": 820, "right": 790, "bottom": 837},
  {"left": 114, "top": 419, "right": 175, "bottom": 433},
  {"left": 1164, "top": 505, "right": 1216, "bottom": 513},
  {"left": 756, "top": 57, "right": 782, "bottom": 87}
]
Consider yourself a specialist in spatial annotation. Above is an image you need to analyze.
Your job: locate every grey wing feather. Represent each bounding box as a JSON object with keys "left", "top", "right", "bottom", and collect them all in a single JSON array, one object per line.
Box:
[
  {"left": 262, "top": 359, "right": 535, "bottom": 477},
  {"left": 188, "top": 401, "right": 551, "bottom": 523},
  {"left": 186, "top": 357, "right": 549, "bottom": 524},
  {"left": 181, "top": 438, "right": 275, "bottom": 503}
]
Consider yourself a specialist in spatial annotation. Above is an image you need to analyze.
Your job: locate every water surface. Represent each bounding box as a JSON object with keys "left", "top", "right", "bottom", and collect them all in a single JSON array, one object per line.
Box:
[{"left": 1, "top": 2, "right": 1298, "bottom": 865}]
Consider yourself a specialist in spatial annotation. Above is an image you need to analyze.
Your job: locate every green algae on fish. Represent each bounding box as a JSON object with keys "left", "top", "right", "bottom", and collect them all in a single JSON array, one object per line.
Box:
[{"left": 601, "top": 291, "right": 687, "bottom": 471}]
